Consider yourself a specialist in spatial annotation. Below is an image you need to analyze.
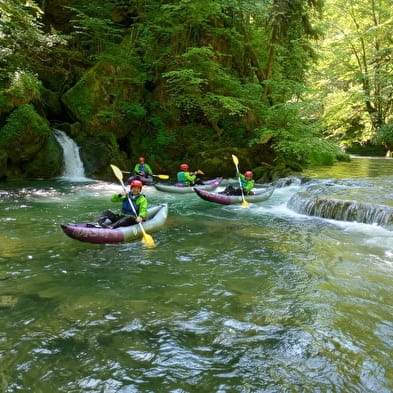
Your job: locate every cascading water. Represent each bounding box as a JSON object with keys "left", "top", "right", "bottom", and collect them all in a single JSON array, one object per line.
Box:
[
  {"left": 286, "top": 177, "right": 393, "bottom": 227},
  {"left": 54, "top": 129, "right": 89, "bottom": 181}
]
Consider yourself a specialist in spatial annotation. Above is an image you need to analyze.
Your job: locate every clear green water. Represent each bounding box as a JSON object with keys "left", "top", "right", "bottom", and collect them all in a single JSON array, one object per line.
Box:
[{"left": 1, "top": 158, "right": 393, "bottom": 392}]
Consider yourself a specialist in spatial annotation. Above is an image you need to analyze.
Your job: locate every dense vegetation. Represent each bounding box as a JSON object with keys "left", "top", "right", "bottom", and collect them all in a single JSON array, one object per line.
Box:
[{"left": 0, "top": 0, "right": 391, "bottom": 181}]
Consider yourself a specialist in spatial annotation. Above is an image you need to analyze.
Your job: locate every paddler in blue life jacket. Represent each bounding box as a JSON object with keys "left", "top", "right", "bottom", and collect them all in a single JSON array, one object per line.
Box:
[
  {"left": 97, "top": 179, "right": 148, "bottom": 228},
  {"left": 176, "top": 163, "right": 203, "bottom": 186},
  {"left": 133, "top": 156, "right": 153, "bottom": 178},
  {"left": 221, "top": 171, "right": 255, "bottom": 195}
]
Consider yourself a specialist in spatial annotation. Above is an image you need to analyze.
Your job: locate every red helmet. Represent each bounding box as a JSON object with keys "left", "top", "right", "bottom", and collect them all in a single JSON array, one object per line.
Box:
[
  {"left": 180, "top": 163, "right": 189, "bottom": 171},
  {"left": 244, "top": 171, "right": 253, "bottom": 178},
  {"left": 130, "top": 179, "right": 143, "bottom": 189},
  {"left": 139, "top": 156, "right": 145, "bottom": 163}
]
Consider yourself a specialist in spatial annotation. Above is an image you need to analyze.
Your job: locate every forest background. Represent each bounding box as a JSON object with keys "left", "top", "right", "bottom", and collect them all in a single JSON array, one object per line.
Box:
[{"left": 0, "top": 0, "right": 391, "bottom": 181}]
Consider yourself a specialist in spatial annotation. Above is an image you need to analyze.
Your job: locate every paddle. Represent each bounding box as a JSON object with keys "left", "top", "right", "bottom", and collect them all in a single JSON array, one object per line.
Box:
[
  {"left": 110, "top": 164, "right": 156, "bottom": 248},
  {"left": 121, "top": 171, "right": 169, "bottom": 180},
  {"left": 231, "top": 154, "right": 249, "bottom": 208}
]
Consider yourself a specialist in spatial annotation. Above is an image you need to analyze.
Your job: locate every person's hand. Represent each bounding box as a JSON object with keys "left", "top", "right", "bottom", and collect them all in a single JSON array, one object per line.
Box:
[{"left": 135, "top": 216, "right": 143, "bottom": 223}]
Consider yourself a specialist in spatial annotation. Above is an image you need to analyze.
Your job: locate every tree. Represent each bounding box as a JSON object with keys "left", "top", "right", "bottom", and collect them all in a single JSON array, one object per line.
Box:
[{"left": 310, "top": 0, "right": 393, "bottom": 145}]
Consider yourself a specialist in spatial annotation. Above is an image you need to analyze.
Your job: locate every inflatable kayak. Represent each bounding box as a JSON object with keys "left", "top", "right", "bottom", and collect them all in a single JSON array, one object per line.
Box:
[
  {"left": 61, "top": 203, "right": 168, "bottom": 244},
  {"left": 193, "top": 186, "right": 274, "bottom": 205},
  {"left": 154, "top": 177, "right": 223, "bottom": 193},
  {"left": 127, "top": 174, "right": 153, "bottom": 185}
]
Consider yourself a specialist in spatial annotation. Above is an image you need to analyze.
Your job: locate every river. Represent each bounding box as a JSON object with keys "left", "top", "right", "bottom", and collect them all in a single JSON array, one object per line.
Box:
[{"left": 1, "top": 156, "right": 392, "bottom": 393}]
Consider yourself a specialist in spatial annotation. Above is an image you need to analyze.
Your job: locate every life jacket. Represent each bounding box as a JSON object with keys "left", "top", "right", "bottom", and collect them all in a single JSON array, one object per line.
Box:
[
  {"left": 137, "top": 164, "right": 147, "bottom": 175},
  {"left": 121, "top": 193, "right": 143, "bottom": 216},
  {"left": 177, "top": 171, "right": 186, "bottom": 184}
]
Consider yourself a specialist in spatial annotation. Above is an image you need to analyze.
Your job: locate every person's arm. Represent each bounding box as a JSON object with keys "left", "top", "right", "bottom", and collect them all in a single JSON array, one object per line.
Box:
[
  {"left": 145, "top": 164, "right": 153, "bottom": 175},
  {"left": 184, "top": 172, "right": 196, "bottom": 182},
  {"left": 133, "top": 164, "right": 140, "bottom": 173},
  {"left": 136, "top": 196, "right": 148, "bottom": 221},
  {"left": 110, "top": 193, "right": 125, "bottom": 202},
  {"left": 244, "top": 180, "right": 255, "bottom": 194}
]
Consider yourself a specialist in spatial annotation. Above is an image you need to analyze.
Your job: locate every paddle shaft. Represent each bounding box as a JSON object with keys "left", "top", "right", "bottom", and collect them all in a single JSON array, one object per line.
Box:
[
  {"left": 232, "top": 155, "right": 249, "bottom": 207},
  {"left": 122, "top": 171, "right": 169, "bottom": 179},
  {"left": 235, "top": 164, "right": 246, "bottom": 194},
  {"left": 110, "top": 164, "right": 155, "bottom": 247}
]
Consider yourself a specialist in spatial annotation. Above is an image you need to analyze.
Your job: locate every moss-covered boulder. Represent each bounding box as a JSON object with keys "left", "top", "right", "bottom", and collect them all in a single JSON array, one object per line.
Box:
[
  {"left": 0, "top": 104, "right": 63, "bottom": 179},
  {"left": 0, "top": 72, "right": 42, "bottom": 118},
  {"left": 195, "top": 147, "right": 253, "bottom": 178},
  {"left": 61, "top": 60, "right": 144, "bottom": 139},
  {"left": 79, "top": 133, "right": 125, "bottom": 177}
]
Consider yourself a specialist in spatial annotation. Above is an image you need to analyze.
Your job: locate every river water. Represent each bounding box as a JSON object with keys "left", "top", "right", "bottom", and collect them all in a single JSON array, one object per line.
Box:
[{"left": 1, "top": 156, "right": 392, "bottom": 393}]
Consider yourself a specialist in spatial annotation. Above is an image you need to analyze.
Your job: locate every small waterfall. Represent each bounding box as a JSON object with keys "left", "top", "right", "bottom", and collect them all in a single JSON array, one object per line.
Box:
[
  {"left": 288, "top": 192, "right": 393, "bottom": 228},
  {"left": 54, "top": 129, "right": 88, "bottom": 180}
]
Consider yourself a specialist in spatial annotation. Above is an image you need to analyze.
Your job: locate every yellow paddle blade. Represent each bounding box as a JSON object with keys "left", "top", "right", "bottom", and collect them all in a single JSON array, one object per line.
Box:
[
  {"left": 231, "top": 154, "right": 239, "bottom": 166},
  {"left": 155, "top": 174, "right": 169, "bottom": 179},
  {"left": 241, "top": 199, "right": 249, "bottom": 208},
  {"left": 142, "top": 231, "right": 156, "bottom": 248},
  {"left": 110, "top": 164, "right": 124, "bottom": 182},
  {"left": 197, "top": 169, "right": 205, "bottom": 175}
]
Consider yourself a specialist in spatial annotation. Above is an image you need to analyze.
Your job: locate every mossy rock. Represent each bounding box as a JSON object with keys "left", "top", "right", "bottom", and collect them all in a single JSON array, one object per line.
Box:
[
  {"left": 0, "top": 150, "right": 7, "bottom": 180},
  {"left": 0, "top": 104, "right": 63, "bottom": 179},
  {"left": 25, "top": 134, "right": 63, "bottom": 178},
  {"left": 41, "top": 88, "right": 63, "bottom": 119},
  {"left": 61, "top": 61, "right": 143, "bottom": 138},
  {"left": 196, "top": 147, "right": 253, "bottom": 178},
  {"left": 79, "top": 134, "right": 122, "bottom": 176}
]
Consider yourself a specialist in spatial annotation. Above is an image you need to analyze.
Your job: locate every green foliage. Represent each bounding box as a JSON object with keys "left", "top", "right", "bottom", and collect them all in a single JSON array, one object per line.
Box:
[
  {"left": 155, "top": 129, "right": 177, "bottom": 148},
  {"left": 308, "top": 0, "right": 393, "bottom": 144},
  {"left": 119, "top": 102, "right": 146, "bottom": 119},
  {"left": 67, "top": 0, "right": 126, "bottom": 60},
  {"left": 0, "top": 0, "right": 65, "bottom": 86},
  {"left": 7, "top": 71, "right": 42, "bottom": 99},
  {"left": 373, "top": 122, "right": 393, "bottom": 147},
  {"left": 163, "top": 46, "right": 255, "bottom": 128},
  {"left": 1, "top": 0, "right": 343, "bottom": 177},
  {"left": 253, "top": 103, "right": 343, "bottom": 166},
  {"left": 0, "top": 70, "right": 42, "bottom": 115}
]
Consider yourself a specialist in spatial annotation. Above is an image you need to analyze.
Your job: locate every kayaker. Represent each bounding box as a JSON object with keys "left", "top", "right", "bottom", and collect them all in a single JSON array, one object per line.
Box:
[
  {"left": 133, "top": 156, "right": 153, "bottom": 178},
  {"left": 221, "top": 170, "right": 255, "bottom": 195},
  {"left": 177, "top": 163, "right": 202, "bottom": 186},
  {"left": 97, "top": 179, "right": 148, "bottom": 228}
]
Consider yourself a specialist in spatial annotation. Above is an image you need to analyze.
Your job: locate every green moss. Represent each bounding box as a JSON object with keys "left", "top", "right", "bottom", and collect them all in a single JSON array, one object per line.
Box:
[
  {"left": 0, "top": 104, "right": 62, "bottom": 178},
  {"left": 0, "top": 104, "right": 50, "bottom": 156},
  {"left": 62, "top": 76, "right": 97, "bottom": 124}
]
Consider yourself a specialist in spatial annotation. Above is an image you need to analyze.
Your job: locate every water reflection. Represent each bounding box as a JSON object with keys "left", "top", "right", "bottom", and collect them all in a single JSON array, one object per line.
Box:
[
  {"left": 303, "top": 155, "right": 393, "bottom": 179},
  {"left": 1, "top": 158, "right": 393, "bottom": 392}
]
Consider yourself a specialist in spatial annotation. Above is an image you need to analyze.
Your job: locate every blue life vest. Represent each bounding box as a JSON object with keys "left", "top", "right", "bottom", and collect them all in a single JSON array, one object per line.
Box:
[
  {"left": 121, "top": 193, "right": 141, "bottom": 216},
  {"left": 137, "top": 164, "right": 146, "bottom": 174}
]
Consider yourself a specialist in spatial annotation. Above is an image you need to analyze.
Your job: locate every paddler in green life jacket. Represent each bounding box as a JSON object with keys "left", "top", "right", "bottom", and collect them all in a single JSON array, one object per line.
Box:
[
  {"left": 133, "top": 156, "right": 153, "bottom": 178},
  {"left": 176, "top": 163, "right": 203, "bottom": 186},
  {"left": 221, "top": 171, "right": 255, "bottom": 195},
  {"left": 97, "top": 179, "right": 148, "bottom": 228}
]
